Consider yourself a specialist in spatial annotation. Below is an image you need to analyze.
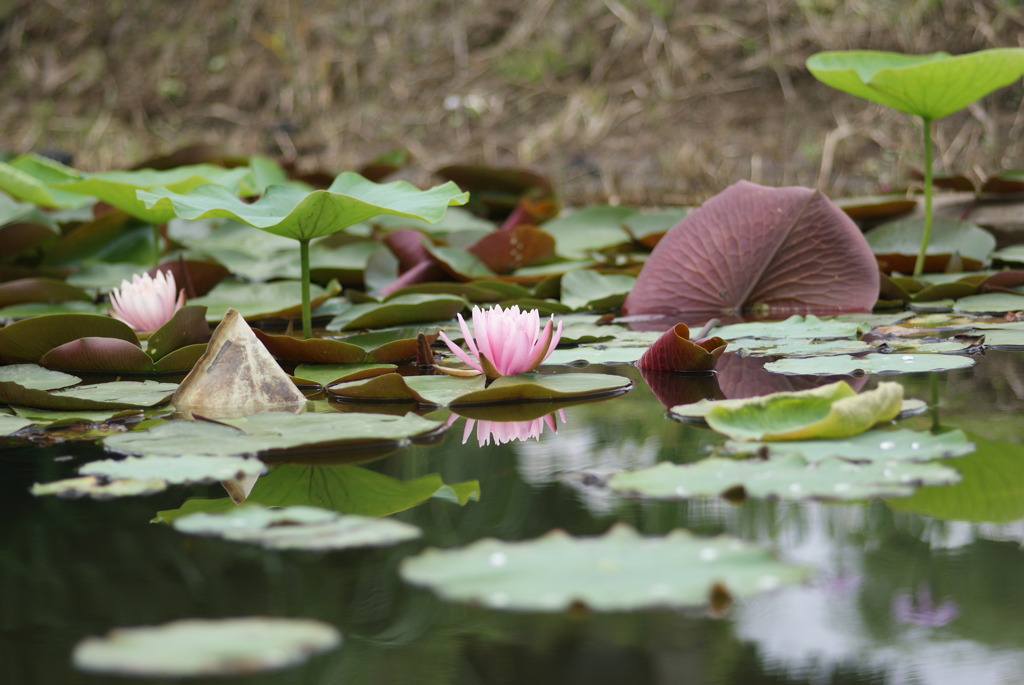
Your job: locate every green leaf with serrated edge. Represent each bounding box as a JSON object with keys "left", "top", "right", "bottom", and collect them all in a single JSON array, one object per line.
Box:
[
  {"left": 172, "top": 505, "right": 421, "bottom": 550},
  {"left": 763, "top": 353, "right": 975, "bottom": 375},
  {"left": 138, "top": 173, "right": 468, "bottom": 241},
  {"left": 400, "top": 523, "right": 809, "bottom": 612},
  {"left": 609, "top": 454, "right": 960, "bottom": 501},
  {"left": 703, "top": 381, "right": 903, "bottom": 441},
  {"left": 721, "top": 428, "right": 974, "bottom": 463}
]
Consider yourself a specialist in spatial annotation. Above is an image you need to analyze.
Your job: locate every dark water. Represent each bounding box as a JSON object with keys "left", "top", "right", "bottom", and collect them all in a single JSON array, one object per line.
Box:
[{"left": 4, "top": 352, "right": 1024, "bottom": 685}]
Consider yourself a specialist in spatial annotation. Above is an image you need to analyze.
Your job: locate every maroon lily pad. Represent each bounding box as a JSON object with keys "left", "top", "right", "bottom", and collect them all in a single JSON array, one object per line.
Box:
[
  {"left": 253, "top": 329, "right": 368, "bottom": 364},
  {"left": 40, "top": 337, "right": 155, "bottom": 373},
  {"left": 622, "top": 181, "right": 880, "bottom": 317},
  {"left": 150, "top": 260, "right": 229, "bottom": 298},
  {"left": 0, "top": 278, "right": 92, "bottom": 308},
  {"left": 0, "top": 222, "right": 60, "bottom": 261},
  {"left": 0, "top": 314, "right": 138, "bottom": 363},
  {"left": 635, "top": 323, "right": 728, "bottom": 373},
  {"left": 468, "top": 225, "right": 556, "bottom": 274},
  {"left": 980, "top": 270, "right": 1024, "bottom": 293}
]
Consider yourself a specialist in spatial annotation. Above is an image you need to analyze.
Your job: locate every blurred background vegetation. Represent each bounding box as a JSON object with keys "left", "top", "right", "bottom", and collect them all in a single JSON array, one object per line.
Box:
[{"left": 2, "top": 0, "right": 1023, "bottom": 205}]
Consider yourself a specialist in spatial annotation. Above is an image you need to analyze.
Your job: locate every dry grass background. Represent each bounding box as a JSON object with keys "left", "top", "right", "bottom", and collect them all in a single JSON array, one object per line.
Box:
[{"left": 2, "top": 0, "right": 1024, "bottom": 206}]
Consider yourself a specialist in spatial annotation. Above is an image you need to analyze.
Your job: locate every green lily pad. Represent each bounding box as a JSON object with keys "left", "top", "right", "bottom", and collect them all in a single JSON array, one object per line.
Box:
[
  {"left": 763, "top": 353, "right": 976, "bottom": 375},
  {"left": 80, "top": 455, "right": 266, "bottom": 485},
  {"left": 729, "top": 338, "right": 875, "bottom": 357},
  {"left": 0, "top": 414, "right": 32, "bottom": 436},
  {"left": 173, "top": 505, "right": 421, "bottom": 550},
  {"left": 72, "top": 617, "right": 341, "bottom": 677},
  {"left": 328, "top": 372, "right": 632, "bottom": 407},
  {"left": 544, "top": 345, "right": 650, "bottom": 365},
  {"left": 609, "top": 453, "right": 960, "bottom": 501},
  {"left": 953, "top": 292, "right": 1024, "bottom": 314},
  {"left": 722, "top": 428, "right": 974, "bottom": 463},
  {"left": 103, "top": 412, "right": 444, "bottom": 459},
  {"left": 806, "top": 48, "right": 1024, "bottom": 120},
  {"left": 0, "top": 380, "right": 177, "bottom": 411},
  {"left": 542, "top": 206, "right": 635, "bottom": 258},
  {"left": 400, "top": 523, "right": 810, "bottom": 612},
  {"left": 702, "top": 381, "right": 903, "bottom": 441},
  {"left": 326, "top": 294, "right": 468, "bottom": 331},
  {"left": 138, "top": 172, "right": 468, "bottom": 241},
  {"left": 709, "top": 315, "right": 867, "bottom": 341},
  {"left": 0, "top": 364, "right": 80, "bottom": 391},
  {"left": 188, "top": 280, "right": 335, "bottom": 321},
  {"left": 865, "top": 217, "right": 996, "bottom": 272},
  {"left": 560, "top": 270, "right": 636, "bottom": 311},
  {"left": 145, "top": 305, "right": 210, "bottom": 361},
  {"left": 975, "top": 328, "right": 1024, "bottom": 348},
  {"left": 292, "top": 363, "right": 397, "bottom": 386},
  {"left": 9, "top": 405, "right": 143, "bottom": 427}
]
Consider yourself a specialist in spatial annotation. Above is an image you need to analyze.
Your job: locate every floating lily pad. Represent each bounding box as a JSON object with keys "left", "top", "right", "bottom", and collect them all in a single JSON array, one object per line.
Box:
[
  {"left": 560, "top": 270, "right": 636, "bottom": 312},
  {"left": 865, "top": 217, "right": 996, "bottom": 272},
  {"left": 0, "top": 379, "right": 177, "bottom": 411},
  {"left": 975, "top": 328, "right": 1024, "bottom": 348},
  {"left": 544, "top": 345, "right": 650, "bottom": 365},
  {"left": 609, "top": 454, "right": 960, "bottom": 501},
  {"left": 0, "top": 313, "right": 138, "bottom": 364},
  {"left": 103, "top": 412, "right": 444, "bottom": 459},
  {"left": 0, "top": 414, "right": 32, "bottom": 436},
  {"left": 763, "top": 353, "right": 975, "bottom": 375},
  {"left": 326, "top": 294, "right": 468, "bottom": 331},
  {"left": 722, "top": 428, "right": 974, "bottom": 463},
  {"left": 173, "top": 505, "right": 421, "bottom": 550},
  {"left": 188, "top": 280, "right": 335, "bottom": 321},
  {"left": 401, "top": 523, "right": 808, "bottom": 612},
  {"left": 40, "top": 337, "right": 156, "bottom": 373},
  {"left": 292, "top": 363, "right": 397, "bottom": 386},
  {"left": 702, "top": 381, "right": 903, "bottom": 441},
  {"left": 0, "top": 364, "right": 80, "bottom": 391},
  {"left": 9, "top": 405, "right": 143, "bottom": 427},
  {"left": 80, "top": 455, "right": 266, "bottom": 485},
  {"left": 72, "top": 617, "right": 341, "bottom": 677},
  {"left": 542, "top": 206, "right": 635, "bottom": 258},
  {"left": 328, "top": 372, "right": 631, "bottom": 407},
  {"left": 953, "top": 292, "right": 1024, "bottom": 314},
  {"left": 709, "top": 315, "right": 867, "bottom": 341},
  {"left": 729, "top": 338, "right": 875, "bottom": 357}
]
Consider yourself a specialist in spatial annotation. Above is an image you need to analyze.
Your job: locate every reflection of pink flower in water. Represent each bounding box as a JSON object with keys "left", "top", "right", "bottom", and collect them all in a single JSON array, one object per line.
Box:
[
  {"left": 459, "top": 410, "right": 567, "bottom": 447},
  {"left": 892, "top": 587, "right": 959, "bottom": 627},
  {"left": 438, "top": 305, "right": 562, "bottom": 378},
  {"left": 109, "top": 271, "right": 185, "bottom": 333}
]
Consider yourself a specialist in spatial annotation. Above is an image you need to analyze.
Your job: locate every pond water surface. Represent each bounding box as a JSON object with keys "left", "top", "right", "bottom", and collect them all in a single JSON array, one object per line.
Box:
[{"left": 5, "top": 350, "right": 1024, "bottom": 685}]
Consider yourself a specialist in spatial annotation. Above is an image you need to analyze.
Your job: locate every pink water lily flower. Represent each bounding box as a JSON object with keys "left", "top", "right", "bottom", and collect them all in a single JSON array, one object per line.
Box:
[
  {"left": 108, "top": 270, "right": 185, "bottom": 333},
  {"left": 438, "top": 305, "right": 563, "bottom": 378}
]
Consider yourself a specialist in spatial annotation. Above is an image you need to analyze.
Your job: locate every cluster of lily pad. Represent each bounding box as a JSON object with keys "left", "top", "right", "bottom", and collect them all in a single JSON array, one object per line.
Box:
[{"left": 7, "top": 45, "right": 1024, "bottom": 677}]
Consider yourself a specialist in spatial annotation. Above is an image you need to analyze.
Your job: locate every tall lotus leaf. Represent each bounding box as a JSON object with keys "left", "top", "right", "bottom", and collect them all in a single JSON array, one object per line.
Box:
[
  {"left": 0, "top": 154, "right": 89, "bottom": 208},
  {"left": 137, "top": 173, "right": 468, "bottom": 241},
  {"left": 138, "top": 173, "right": 467, "bottom": 338},
  {"left": 55, "top": 165, "right": 255, "bottom": 224},
  {"left": 622, "top": 182, "right": 879, "bottom": 316},
  {"left": 806, "top": 49, "right": 1024, "bottom": 120}
]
